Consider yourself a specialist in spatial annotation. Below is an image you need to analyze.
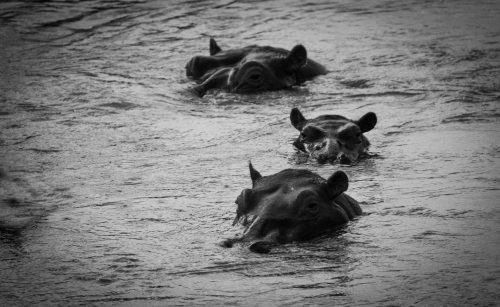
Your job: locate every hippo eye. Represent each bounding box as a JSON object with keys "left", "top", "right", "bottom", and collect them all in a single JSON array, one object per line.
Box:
[
  {"left": 356, "top": 133, "right": 362, "bottom": 138},
  {"left": 248, "top": 73, "right": 263, "bottom": 83},
  {"left": 307, "top": 203, "right": 319, "bottom": 213}
]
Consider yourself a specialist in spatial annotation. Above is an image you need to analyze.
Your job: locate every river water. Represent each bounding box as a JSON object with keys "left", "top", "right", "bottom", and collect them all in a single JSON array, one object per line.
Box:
[{"left": 1, "top": 0, "right": 499, "bottom": 306}]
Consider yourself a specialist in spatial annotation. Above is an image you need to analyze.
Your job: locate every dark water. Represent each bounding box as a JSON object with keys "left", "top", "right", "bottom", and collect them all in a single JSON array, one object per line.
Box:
[{"left": 1, "top": 0, "right": 499, "bottom": 305}]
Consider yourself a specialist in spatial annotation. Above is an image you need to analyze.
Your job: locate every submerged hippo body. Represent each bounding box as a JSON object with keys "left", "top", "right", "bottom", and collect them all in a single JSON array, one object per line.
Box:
[
  {"left": 185, "top": 39, "right": 327, "bottom": 96},
  {"left": 221, "top": 163, "right": 362, "bottom": 253},
  {"left": 290, "top": 108, "right": 377, "bottom": 164}
]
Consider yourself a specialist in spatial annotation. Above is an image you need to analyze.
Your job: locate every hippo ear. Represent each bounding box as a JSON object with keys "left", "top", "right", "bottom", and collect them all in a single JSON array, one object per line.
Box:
[
  {"left": 301, "top": 125, "right": 325, "bottom": 142},
  {"left": 209, "top": 38, "right": 222, "bottom": 56},
  {"left": 290, "top": 107, "right": 307, "bottom": 130},
  {"left": 324, "top": 171, "right": 349, "bottom": 199},
  {"left": 355, "top": 112, "right": 377, "bottom": 133},
  {"left": 286, "top": 45, "right": 307, "bottom": 71},
  {"left": 248, "top": 162, "right": 262, "bottom": 185}
]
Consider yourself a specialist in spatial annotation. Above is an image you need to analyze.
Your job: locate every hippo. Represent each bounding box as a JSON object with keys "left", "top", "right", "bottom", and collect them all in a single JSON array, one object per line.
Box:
[
  {"left": 290, "top": 108, "right": 377, "bottom": 164},
  {"left": 185, "top": 38, "right": 327, "bottom": 96},
  {"left": 220, "top": 163, "right": 362, "bottom": 253}
]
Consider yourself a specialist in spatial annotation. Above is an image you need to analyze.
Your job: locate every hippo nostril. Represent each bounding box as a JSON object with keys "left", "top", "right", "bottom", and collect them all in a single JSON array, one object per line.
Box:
[
  {"left": 317, "top": 154, "right": 328, "bottom": 164},
  {"left": 339, "top": 154, "right": 351, "bottom": 164}
]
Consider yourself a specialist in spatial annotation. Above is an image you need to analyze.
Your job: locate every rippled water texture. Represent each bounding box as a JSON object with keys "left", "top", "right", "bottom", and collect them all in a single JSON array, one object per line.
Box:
[{"left": 1, "top": 0, "right": 499, "bottom": 305}]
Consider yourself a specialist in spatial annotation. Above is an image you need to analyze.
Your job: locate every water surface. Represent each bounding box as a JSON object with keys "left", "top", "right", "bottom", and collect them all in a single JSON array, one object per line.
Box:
[{"left": 1, "top": 0, "right": 499, "bottom": 305}]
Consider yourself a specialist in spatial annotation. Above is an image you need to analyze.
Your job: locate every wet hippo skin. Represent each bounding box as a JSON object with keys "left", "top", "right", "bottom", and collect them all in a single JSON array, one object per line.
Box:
[
  {"left": 221, "top": 163, "right": 362, "bottom": 253},
  {"left": 290, "top": 108, "right": 377, "bottom": 164},
  {"left": 185, "top": 38, "right": 327, "bottom": 96}
]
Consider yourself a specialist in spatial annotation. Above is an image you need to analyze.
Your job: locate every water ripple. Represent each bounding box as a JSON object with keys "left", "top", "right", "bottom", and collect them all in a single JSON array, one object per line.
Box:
[{"left": 1, "top": 0, "right": 500, "bottom": 306}]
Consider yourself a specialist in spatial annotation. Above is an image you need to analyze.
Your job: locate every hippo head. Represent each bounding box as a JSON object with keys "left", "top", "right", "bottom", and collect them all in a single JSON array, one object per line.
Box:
[
  {"left": 185, "top": 39, "right": 327, "bottom": 96},
  {"left": 290, "top": 108, "right": 377, "bottom": 163},
  {"left": 221, "top": 163, "right": 362, "bottom": 253}
]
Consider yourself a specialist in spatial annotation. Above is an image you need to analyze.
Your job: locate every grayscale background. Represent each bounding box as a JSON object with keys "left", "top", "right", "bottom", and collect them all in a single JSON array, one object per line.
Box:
[{"left": 1, "top": 0, "right": 499, "bottom": 305}]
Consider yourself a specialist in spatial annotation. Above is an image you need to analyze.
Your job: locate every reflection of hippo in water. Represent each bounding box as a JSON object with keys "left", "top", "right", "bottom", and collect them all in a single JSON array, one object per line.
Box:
[
  {"left": 0, "top": 169, "right": 47, "bottom": 234},
  {"left": 185, "top": 39, "right": 327, "bottom": 96},
  {"left": 290, "top": 108, "right": 377, "bottom": 164},
  {"left": 220, "top": 163, "right": 362, "bottom": 253}
]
